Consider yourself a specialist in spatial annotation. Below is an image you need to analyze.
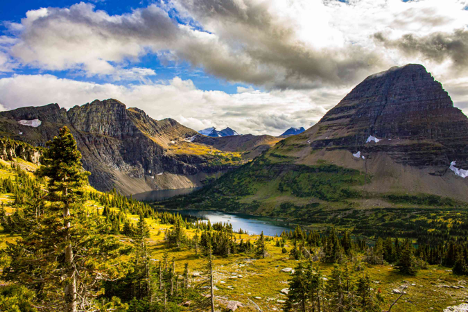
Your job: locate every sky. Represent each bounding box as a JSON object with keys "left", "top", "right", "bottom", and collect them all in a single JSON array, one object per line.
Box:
[{"left": 1, "top": 0, "right": 468, "bottom": 135}]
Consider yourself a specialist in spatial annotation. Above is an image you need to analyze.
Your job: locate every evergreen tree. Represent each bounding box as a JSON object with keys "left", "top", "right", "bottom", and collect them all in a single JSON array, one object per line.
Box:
[
  {"left": 383, "top": 237, "right": 396, "bottom": 263},
  {"left": 306, "top": 261, "right": 323, "bottom": 312},
  {"left": 255, "top": 231, "right": 267, "bottom": 258},
  {"left": 3, "top": 127, "right": 127, "bottom": 311},
  {"left": 453, "top": 251, "right": 468, "bottom": 275},
  {"left": 284, "top": 261, "right": 308, "bottom": 312},
  {"left": 356, "top": 274, "right": 380, "bottom": 312},
  {"left": 395, "top": 239, "right": 418, "bottom": 275},
  {"left": 132, "top": 214, "right": 151, "bottom": 301},
  {"left": 327, "top": 265, "right": 350, "bottom": 312}
]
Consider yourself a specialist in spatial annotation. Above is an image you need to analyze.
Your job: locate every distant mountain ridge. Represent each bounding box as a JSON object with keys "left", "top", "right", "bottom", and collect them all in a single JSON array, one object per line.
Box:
[
  {"left": 192, "top": 134, "right": 282, "bottom": 159},
  {"left": 281, "top": 127, "right": 305, "bottom": 136},
  {"left": 199, "top": 127, "right": 239, "bottom": 137}
]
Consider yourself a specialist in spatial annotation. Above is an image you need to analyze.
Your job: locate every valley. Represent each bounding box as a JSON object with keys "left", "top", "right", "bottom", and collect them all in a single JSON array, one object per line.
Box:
[
  {"left": 3, "top": 0, "right": 468, "bottom": 311},
  {"left": 1, "top": 153, "right": 468, "bottom": 312},
  {"left": 2, "top": 64, "right": 468, "bottom": 312}
]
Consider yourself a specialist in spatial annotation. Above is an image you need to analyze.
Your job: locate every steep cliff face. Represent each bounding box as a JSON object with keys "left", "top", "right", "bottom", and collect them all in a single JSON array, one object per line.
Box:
[
  {"left": 180, "top": 64, "right": 468, "bottom": 215},
  {"left": 306, "top": 64, "right": 468, "bottom": 170},
  {"left": 0, "top": 99, "right": 240, "bottom": 194}
]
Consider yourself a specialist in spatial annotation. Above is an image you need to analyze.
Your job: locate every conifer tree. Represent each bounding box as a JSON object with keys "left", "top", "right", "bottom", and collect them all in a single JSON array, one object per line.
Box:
[
  {"left": 395, "top": 239, "right": 418, "bottom": 275},
  {"left": 255, "top": 231, "right": 267, "bottom": 258},
  {"left": 306, "top": 261, "right": 323, "bottom": 312},
  {"left": 3, "top": 127, "right": 127, "bottom": 311},
  {"left": 284, "top": 261, "right": 308, "bottom": 312},
  {"left": 132, "top": 214, "right": 151, "bottom": 300},
  {"left": 453, "top": 251, "right": 468, "bottom": 275},
  {"left": 356, "top": 274, "right": 380, "bottom": 312},
  {"left": 383, "top": 237, "right": 396, "bottom": 263},
  {"left": 327, "top": 265, "right": 348, "bottom": 312}
]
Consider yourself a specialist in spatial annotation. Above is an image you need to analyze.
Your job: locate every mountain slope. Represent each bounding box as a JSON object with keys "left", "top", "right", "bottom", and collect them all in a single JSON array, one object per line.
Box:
[
  {"left": 171, "top": 64, "right": 468, "bottom": 217},
  {"left": 0, "top": 99, "right": 244, "bottom": 194},
  {"left": 192, "top": 134, "right": 283, "bottom": 159}
]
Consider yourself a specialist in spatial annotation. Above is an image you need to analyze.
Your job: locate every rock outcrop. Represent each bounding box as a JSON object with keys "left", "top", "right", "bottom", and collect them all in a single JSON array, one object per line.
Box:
[
  {"left": 0, "top": 99, "right": 238, "bottom": 194},
  {"left": 0, "top": 138, "right": 41, "bottom": 164}
]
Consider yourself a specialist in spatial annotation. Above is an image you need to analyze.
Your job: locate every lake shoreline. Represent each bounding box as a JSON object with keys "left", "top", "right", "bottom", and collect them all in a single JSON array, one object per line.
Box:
[{"left": 155, "top": 208, "right": 293, "bottom": 236}]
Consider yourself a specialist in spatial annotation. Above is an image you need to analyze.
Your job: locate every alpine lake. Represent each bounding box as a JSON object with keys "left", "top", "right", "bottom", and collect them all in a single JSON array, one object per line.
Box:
[{"left": 132, "top": 188, "right": 291, "bottom": 236}]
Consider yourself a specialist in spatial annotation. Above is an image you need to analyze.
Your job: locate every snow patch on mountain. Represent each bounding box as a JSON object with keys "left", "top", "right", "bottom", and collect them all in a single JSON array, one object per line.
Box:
[
  {"left": 18, "top": 119, "right": 42, "bottom": 127},
  {"left": 352, "top": 151, "right": 365, "bottom": 159},
  {"left": 450, "top": 161, "right": 468, "bottom": 178},
  {"left": 184, "top": 135, "right": 198, "bottom": 142},
  {"left": 366, "top": 135, "right": 380, "bottom": 143}
]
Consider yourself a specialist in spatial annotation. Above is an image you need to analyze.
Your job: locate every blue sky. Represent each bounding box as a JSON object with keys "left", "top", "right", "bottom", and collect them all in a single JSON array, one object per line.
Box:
[
  {"left": 1, "top": 0, "right": 468, "bottom": 135},
  {"left": 0, "top": 0, "right": 247, "bottom": 94}
]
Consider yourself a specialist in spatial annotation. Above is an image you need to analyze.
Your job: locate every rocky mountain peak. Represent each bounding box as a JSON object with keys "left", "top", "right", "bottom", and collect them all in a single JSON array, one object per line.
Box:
[
  {"left": 0, "top": 100, "right": 205, "bottom": 194},
  {"left": 68, "top": 99, "right": 134, "bottom": 137},
  {"left": 199, "top": 127, "right": 239, "bottom": 137},
  {"left": 306, "top": 63, "right": 468, "bottom": 169},
  {"left": 1, "top": 103, "right": 68, "bottom": 124}
]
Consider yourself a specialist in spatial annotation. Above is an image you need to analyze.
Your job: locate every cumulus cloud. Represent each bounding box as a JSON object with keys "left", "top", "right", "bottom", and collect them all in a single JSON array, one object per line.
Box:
[
  {"left": 6, "top": 0, "right": 467, "bottom": 89},
  {"left": 374, "top": 30, "right": 468, "bottom": 74},
  {"left": 3, "top": 0, "right": 468, "bottom": 134},
  {"left": 0, "top": 74, "right": 347, "bottom": 135}
]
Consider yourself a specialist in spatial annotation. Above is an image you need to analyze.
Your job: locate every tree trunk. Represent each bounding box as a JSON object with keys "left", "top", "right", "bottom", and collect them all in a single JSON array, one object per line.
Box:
[
  {"left": 171, "top": 259, "right": 175, "bottom": 296},
  {"left": 159, "top": 262, "right": 163, "bottom": 290},
  {"left": 210, "top": 248, "right": 215, "bottom": 312},
  {"left": 64, "top": 191, "right": 76, "bottom": 312},
  {"left": 145, "top": 246, "right": 151, "bottom": 303}
]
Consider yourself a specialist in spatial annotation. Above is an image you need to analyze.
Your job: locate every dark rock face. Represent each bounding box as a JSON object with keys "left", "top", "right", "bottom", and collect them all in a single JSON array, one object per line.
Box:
[
  {"left": 310, "top": 64, "right": 468, "bottom": 169},
  {"left": 0, "top": 99, "right": 234, "bottom": 194},
  {"left": 218, "top": 127, "right": 239, "bottom": 137}
]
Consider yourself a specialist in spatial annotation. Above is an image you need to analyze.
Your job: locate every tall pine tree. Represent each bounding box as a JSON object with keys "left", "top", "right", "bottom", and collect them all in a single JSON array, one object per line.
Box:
[{"left": 3, "top": 127, "right": 127, "bottom": 311}]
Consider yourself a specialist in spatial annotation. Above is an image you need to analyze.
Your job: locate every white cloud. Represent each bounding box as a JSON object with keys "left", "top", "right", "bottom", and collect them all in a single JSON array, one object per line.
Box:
[
  {"left": 2, "top": 0, "right": 468, "bottom": 134},
  {"left": 4, "top": 0, "right": 468, "bottom": 88},
  {"left": 0, "top": 74, "right": 348, "bottom": 135}
]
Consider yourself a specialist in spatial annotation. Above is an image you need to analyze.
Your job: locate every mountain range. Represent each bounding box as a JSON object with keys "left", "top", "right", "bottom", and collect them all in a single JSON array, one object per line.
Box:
[
  {"left": 0, "top": 100, "right": 276, "bottom": 194},
  {"left": 4, "top": 63, "right": 468, "bottom": 209},
  {"left": 198, "top": 127, "right": 240, "bottom": 137},
  {"left": 167, "top": 64, "right": 468, "bottom": 219}
]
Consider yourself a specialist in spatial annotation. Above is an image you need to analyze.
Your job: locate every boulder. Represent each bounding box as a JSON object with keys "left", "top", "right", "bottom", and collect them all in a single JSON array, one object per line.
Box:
[{"left": 226, "top": 300, "right": 243, "bottom": 311}]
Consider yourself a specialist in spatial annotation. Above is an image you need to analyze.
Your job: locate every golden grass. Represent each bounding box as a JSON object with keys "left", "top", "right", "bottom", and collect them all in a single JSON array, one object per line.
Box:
[{"left": 167, "top": 141, "right": 245, "bottom": 165}]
